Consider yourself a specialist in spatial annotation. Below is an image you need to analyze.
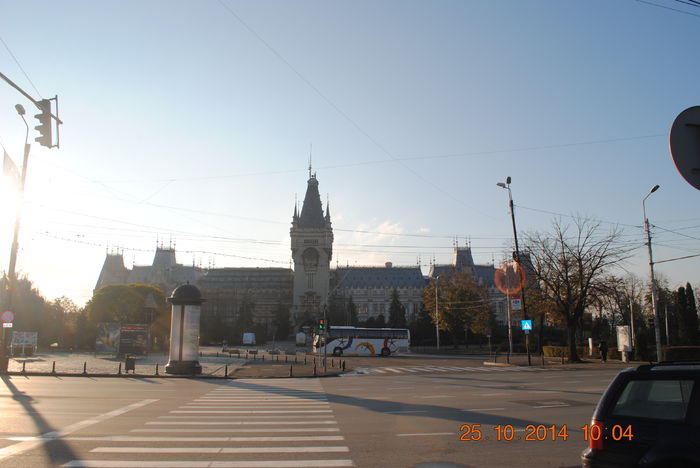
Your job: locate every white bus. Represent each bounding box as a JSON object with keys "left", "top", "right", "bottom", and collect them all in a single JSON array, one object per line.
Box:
[{"left": 313, "top": 326, "right": 410, "bottom": 357}]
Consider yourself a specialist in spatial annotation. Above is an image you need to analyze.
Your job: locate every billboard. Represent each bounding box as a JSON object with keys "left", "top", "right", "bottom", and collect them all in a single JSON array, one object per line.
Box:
[
  {"left": 119, "top": 324, "right": 148, "bottom": 355},
  {"left": 95, "top": 323, "right": 121, "bottom": 354}
]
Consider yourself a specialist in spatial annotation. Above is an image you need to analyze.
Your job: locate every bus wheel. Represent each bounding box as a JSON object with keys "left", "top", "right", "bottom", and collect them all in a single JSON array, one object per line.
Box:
[
  {"left": 380, "top": 347, "right": 391, "bottom": 356},
  {"left": 333, "top": 347, "right": 343, "bottom": 357}
]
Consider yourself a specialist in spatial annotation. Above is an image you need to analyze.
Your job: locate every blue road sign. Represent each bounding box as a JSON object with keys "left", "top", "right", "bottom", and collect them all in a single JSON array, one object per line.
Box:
[{"left": 521, "top": 320, "right": 532, "bottom": 331}]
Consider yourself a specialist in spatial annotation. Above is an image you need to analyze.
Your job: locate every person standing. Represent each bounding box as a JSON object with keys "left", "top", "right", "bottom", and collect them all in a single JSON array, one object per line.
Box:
[{"left": 599, "top": 340, "right": 608, "bottom": 363}]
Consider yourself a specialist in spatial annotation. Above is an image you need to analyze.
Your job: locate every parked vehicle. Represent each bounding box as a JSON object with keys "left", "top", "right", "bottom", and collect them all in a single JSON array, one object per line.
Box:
[{"left": 581, "top": 362, "right": 700, "bottom": 468}]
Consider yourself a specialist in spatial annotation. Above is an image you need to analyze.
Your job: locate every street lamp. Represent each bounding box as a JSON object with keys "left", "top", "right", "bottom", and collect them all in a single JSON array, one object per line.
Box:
[
  {"left": 434, "top": 275, "right": 441, "bottom": 350},
  {"left": 497, "top": 177, "right": 531, "bottom": 366},
  {"left": 1, "top": 104, "right": 32, "bottom": 374},
  {"left": 642, "top": 184, "right": 663, "bottom": 362}
]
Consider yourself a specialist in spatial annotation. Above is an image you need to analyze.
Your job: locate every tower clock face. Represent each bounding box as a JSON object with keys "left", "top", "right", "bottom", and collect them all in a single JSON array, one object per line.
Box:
[{"left": 302, "top": 247, "right": 319, "bottom": 271}]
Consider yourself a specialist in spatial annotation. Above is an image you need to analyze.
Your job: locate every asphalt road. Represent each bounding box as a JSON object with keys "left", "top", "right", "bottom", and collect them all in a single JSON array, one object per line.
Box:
[{"left": 0, "top": 357, "right": 627, "bottom": 468}]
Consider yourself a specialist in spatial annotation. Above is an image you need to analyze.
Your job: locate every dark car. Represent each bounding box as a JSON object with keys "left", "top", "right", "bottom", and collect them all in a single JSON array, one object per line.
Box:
[{"left": 581, "top": 362, "right": 700, "bottom": 468}]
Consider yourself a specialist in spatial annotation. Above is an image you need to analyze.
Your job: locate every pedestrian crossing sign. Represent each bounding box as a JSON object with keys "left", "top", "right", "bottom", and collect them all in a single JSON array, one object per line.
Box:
[{"left": 521, "top": 320, "right": 532, "bottom": 331}]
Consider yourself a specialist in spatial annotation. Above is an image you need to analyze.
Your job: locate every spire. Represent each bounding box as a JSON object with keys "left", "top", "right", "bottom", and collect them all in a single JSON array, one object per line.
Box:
[
  {"left": 298, "top": 172, "right": 325, "bottom": 228},
  {"left": 324, "top": 194, "right": 331, "bottom": 222}
]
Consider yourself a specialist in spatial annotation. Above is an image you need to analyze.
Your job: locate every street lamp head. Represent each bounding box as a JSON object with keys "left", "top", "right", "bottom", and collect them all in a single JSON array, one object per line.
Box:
[
  {"left": 15, "top": 104, "right": 25, "bottom": 116},
  {"left": 649, "top": 184, "right": 660, "bottom": 194},
  {"left": 496, "top": 182, "right": 507, "bottom": 189}
]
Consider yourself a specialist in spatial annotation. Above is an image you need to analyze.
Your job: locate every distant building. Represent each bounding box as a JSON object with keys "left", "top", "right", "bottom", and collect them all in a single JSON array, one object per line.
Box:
[
  {"left": 428, "top": 245, "right": 508, "bottom": 325},
  {"left": 332, "top": 263, "right": 425, "bottom": 323},
  {"left": 95, "top": 171, "right": 521, "bottom": 336},
  {"left": 94, "top": 246, "right": 205, "bottom": 296}
]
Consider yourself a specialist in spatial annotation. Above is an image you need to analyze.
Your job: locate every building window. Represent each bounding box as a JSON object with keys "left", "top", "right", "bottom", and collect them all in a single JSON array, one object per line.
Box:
[{"left": 307, "top": 273, "right": 314, "bottom": 289}]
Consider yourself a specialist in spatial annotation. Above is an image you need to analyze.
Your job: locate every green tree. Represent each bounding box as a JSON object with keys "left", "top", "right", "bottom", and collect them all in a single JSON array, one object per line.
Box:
[
  {"left": 347, "top": 296, "right": 358, "bottom": 326},
  {"left": 85, "top": 283, "right": 168, "bottom": 349},
  {"left": 272, "top": 303, "right": 291, "bottom": 340},
  {"left": 686, "top": 283, "right": 699, "bottom": 345},
  {"left": 388, "top": 289, "right": 407, "bottom": 328},
  {"left": 422, "top": 270, "right": 491, "bottom": 348},
  {"left": 232, "top": 293, "right": 255, "bottom": 342}
]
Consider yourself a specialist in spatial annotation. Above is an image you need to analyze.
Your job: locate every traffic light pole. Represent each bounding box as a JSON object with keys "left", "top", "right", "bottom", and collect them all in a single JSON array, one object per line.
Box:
[{"left": 1, "top": 127, "right": 30, "bottom": 374}]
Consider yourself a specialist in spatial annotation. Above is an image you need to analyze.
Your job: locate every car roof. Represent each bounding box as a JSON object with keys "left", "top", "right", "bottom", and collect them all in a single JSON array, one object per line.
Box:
[{"left": 631, "top": 361, "right": 700, "bottom": 373}]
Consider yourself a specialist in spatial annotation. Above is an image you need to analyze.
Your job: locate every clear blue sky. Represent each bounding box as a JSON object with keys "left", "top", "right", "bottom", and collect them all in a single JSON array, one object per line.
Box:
[{"left": 0, "top": 0, "right": 698, "bottom": 306}]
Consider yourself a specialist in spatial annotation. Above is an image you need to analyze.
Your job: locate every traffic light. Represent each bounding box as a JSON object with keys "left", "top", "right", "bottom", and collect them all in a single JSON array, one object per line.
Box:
[
  {"left": 34, "top": 99, "right": 52, "bottom": 148},
  {"left": 318, "top": 319, "right": 325, "bottom": 331}
]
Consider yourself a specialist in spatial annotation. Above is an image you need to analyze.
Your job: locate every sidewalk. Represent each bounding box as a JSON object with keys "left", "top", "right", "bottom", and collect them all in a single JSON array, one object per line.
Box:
[{"left": 5, "top": 347, "right": 347, "bottom": 378}]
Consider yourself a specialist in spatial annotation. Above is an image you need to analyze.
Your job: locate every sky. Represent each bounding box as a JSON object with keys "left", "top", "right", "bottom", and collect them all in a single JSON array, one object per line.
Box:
[{"left": 0, "top": 0, "right": 699, "bottom": 307}]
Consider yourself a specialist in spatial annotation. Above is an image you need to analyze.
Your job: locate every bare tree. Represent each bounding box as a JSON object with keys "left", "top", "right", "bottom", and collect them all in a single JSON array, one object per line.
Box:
[{"left": 524, "top": 217, "right": 630, "bottom": 361}]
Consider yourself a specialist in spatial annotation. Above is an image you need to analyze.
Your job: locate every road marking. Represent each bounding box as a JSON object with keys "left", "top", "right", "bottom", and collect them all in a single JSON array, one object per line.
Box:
[
  {"left": 460, "top": 408, "right": 505, "bottom": 412},
  {"left": 0, "top": 399, "right": 158, "bottom": 461},
  {"left": 396, "top": 432, "right": 453, "bottom": 437},
  {"left": 370, "top": 369, "right": 387, "bottom": 374},
  {"left": 381, "top": 368, "right": 402, "bottom": 373},
  {"left": 385, "top": 410, "right": 428, "bottom": 414},
  {"left": 157, "top": 415, "right": 331, "bottom": 419},
  {"left": 533, "top": 404, "right": 570, "bottom": 408},
  {"left": 171, "top": 410, "right": 333, "bottom": 414},
  {"left": 418, "top": 395, "right": 452, "bottom": 399},
  {"left": 179, "top": 404, "right": 329, "bottom": 409},
  {"left": 476, "top": 393, "right": 509, "bottom": 397},
  {"left": 58, "top": 435, "right": 345, "bottom": 442},
  {"left": 91, "top": 446, "right": 350, "bottom": 454},
  {"left": 146, "top": 420, "right": 338, "bottom": 425},
  {"left": 62, "top": 460, "right": 355, "bottom": 467},
  {"left": 563, "top": 380, "right": 583, "bottom": 383},
  {"left": 130, "top": 428, "right": 340, "bottom": 433}
]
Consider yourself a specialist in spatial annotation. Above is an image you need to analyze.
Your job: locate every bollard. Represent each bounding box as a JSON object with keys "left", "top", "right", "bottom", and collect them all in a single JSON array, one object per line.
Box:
[
  {"left": 118, "top": 363, "right": 122, "bottom": 375},
  {"left": 304, "top": 355, "right": 307, "bottom": 364},
  {"left": 313, "top": 362, "right": 317, "bottom": 377},
  {"left": 289, "top": 365, "right": 293, "bottom": 377},
  {"left": 342, "top": 360, "right": 345, "bottom": 371},
  {"left": 83, "top": 362, "right": 87, "bottom": 375},
  {"left": 22, "top": 362, "right": 26, "bottom": 373},
  {"left": 295, "top": 355, "right": 298, "bottom": 363},
  {"left": 51, "top": 361, "right": 56, "bottom": 374},
  {"left": 216, "top": 352, "right": 219, "bottom": 357},
  {"left": 225, "top": 364, "right": 228, "bottom": 377},
  {"left": 285, "top": 355, "right": 288, "bottom": 363},
  {"left": 155, "top": 364, "right": 159, "bottom": 376},
  {"left": 262, "top": 355, "right": 265, "bottom": 361}
]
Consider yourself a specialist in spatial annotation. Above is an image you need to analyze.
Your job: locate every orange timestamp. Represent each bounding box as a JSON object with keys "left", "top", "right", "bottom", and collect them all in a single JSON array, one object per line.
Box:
[{"left": 459, "top": 424, "right": 633, "bottom": 442}]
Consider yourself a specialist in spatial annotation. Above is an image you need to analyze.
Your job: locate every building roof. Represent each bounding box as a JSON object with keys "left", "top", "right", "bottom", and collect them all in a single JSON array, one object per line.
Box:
[
  {"left": 334, "top": 265, "right": 425, "bottom": 289},
  {"left": 298, "top": 175, "right": 327, "bottom": 228}
]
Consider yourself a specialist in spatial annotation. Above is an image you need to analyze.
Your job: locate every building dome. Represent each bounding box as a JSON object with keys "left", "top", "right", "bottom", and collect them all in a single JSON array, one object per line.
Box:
[{"left": 168, "top": 283, "right": 206, "bottom": 305}]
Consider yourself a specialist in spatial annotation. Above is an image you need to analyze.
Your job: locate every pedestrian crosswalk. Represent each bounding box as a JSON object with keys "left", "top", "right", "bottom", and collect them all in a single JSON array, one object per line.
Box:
[
  {"left": 60, "top": 379, "right": 355, "bottom": 468},
  {"left": 353, "top": 365, "right": 553, "bottom": 376}
]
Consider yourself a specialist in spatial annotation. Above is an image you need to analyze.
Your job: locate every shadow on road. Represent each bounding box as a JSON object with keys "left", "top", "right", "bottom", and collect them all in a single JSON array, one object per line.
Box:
[{"left": 0, "top": 375, "right": 80, "bottom": 466}]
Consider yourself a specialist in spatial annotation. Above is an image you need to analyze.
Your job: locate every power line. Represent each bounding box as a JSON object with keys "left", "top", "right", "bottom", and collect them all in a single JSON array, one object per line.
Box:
[
  {"left": 635, "top": 0, "right": 700, "bottom": 17},
  {"left": 0, "top": 35, "right": 43, "bottom": 98}
]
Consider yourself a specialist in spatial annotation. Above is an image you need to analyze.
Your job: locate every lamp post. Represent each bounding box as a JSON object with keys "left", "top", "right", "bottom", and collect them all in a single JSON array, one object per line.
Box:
[
  {"left": 497, "top": 177, "right": 531, "bottom": 366},
  {"left": 434, "top": 275, "right": 440, "bottom": 351},
  {"left": 0, "top": 105, "right": 31, "bottom": 374},
  {"left": 642, "top": 184, "right": 663, "bottom": 362}
]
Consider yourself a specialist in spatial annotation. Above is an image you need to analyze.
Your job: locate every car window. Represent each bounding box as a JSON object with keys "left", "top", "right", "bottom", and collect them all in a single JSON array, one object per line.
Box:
[{"left": 612, "top": 379, "right": 694, "bottom": 421}]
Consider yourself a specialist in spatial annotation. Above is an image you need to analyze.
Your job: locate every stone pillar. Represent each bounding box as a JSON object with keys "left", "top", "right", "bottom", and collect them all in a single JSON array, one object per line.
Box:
[{"left": 165, "top": 283, "right": 205, "bottom": 375}]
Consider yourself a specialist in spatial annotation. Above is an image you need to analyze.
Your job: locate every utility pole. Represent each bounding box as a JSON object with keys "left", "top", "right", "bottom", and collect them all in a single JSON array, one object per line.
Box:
[
  {"left": 435, "top": 276, "right": 440, "bottom": 350},
  {"left": 497, "top": 177, "right": 531, "bottom": 366},
  {"left": 0, "top": 73, "right": 61, "bottom": 374},
  {"left": 643, "top": 184, "right": 663, "bottom": 363}
]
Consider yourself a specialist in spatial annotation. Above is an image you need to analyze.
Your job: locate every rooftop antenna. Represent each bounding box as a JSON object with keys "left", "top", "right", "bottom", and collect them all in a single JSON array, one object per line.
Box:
[{"left": 308, "top": 143, "right": 313, "bottom": 178}]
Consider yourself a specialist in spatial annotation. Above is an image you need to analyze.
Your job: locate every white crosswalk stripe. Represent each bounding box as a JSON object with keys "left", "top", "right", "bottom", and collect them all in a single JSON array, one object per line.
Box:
[
  {"left": 356, "top": 365, "right": 553, "bottom": 376},
  {"left": 61, "top": 379, "right": 355, "bottom": 468}
]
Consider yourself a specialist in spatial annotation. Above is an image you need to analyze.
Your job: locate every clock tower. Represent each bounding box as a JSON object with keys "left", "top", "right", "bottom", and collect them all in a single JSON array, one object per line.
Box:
[{"left": 290, "top": 170, "right": 333, "bottom": 328}]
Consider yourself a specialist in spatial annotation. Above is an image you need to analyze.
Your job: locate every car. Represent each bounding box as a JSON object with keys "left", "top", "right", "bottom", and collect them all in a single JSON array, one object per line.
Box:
[{"left": 581, "top": 361, "right": 700, "bottom": 468}]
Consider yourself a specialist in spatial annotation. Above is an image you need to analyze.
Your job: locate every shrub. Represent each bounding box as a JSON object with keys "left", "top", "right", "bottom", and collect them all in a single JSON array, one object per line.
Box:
[{"left": 663, "top": 346, "right": 700, "bottom": 361}]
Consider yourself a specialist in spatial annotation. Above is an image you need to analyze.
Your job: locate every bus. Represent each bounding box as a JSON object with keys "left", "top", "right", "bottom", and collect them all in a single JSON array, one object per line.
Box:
[{"left": 312, "top": 326, "right": 410, "bottom": 356}]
